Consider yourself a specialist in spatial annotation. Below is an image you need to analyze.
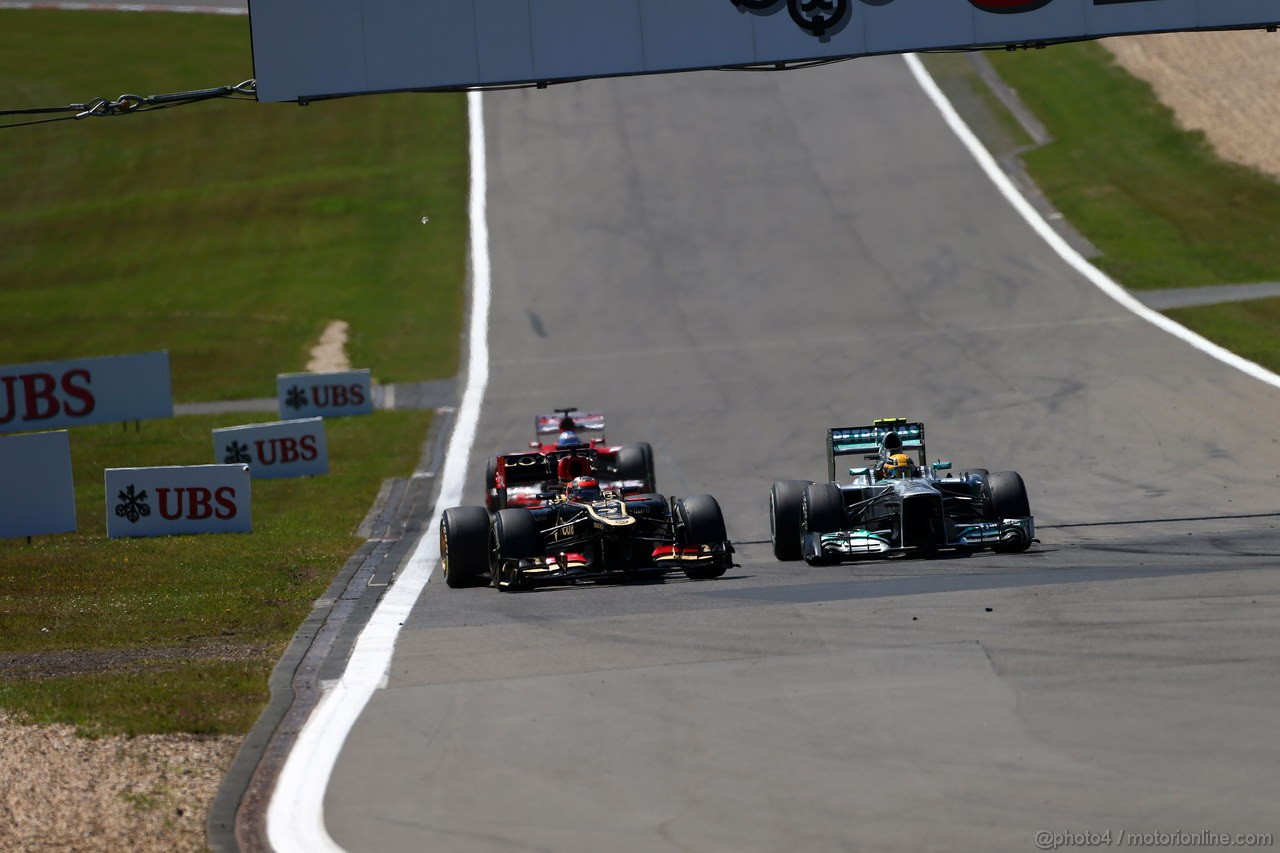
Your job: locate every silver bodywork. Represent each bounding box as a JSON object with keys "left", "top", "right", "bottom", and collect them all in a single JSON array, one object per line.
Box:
[
  {"left": 787, "top": 419, "right": 1035, "bottom": 564},
  {"left": 801, "top": 466, "right": 1035, "bottom": 562}
]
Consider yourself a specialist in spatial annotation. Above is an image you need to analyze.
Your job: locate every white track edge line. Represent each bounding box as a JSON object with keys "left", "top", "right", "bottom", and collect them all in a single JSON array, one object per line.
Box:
[
  {"left": 265, "top": 90, "right": 489, "bottom": 853},
  {"left": 902, "top": 52, "right": 1280, "bottom": 391}
]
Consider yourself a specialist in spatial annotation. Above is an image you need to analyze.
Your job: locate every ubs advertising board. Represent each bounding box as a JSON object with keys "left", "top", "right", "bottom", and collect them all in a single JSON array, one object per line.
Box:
[
  {"left": 248, "top": 0, "right": 1280, "bottom": 102},
  {"left": 212, "top": 418, "right": 329, "bottom": 479},
  {"left": 105, "top": 464, "right": 251, "bottom": 538},
  {"left": 0, "top": 351, "right": 173, "bottom": 435},
  {"left": 0, "top": 430, "right": 76, "bottom": 539},
  {"left": 277, "top": 369, "right": 373, "bottom": 420}
]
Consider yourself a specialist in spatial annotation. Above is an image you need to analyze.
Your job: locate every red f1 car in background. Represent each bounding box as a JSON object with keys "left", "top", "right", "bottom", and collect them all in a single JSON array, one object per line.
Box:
[{"left": 483, "top": 408, "right": 657, "bottom": 510}]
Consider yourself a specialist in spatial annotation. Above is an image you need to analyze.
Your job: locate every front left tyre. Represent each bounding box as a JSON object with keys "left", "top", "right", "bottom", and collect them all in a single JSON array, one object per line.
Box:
[
  {"left": 988, "top": 470, "right": 1033, "bottom": 554},
  {"left": 440, "top": 506, "right": 491, "bottom": 588}
]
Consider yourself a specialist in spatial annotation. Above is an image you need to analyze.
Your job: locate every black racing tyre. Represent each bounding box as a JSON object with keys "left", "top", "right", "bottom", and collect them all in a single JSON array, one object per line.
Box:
[
  {"left": 988, "top": 471, "right": 1030, "bottom": 518},
  {"left": 484, "top": 457, "right": 506, "bottom": 511},
  {"left": 802, "top": 483, "right": 845, "bottom": 534},
  {"left": 440, "top": 506, "right": 491, "bottom": 589},
  {"left": 615, "top": 443, "right": 656, "bottom": 491},
  {"left": 676, "top": 494, "right": 728, "bottom": 545},
  {"left": 493, "top": 508, "right": 541, "bottom": 560},
  {"left": 988, "top": 471, "right": 1033, "bottom": 554},
  {"left": 492, "top": 508, "right": 542, "bottom": 589},
  {"left": 675, "top": 494, "right": 729, "bottom": 579},
  {"left": 964, "top": 469, "right": 995, "bottom": 521},
  {"left": 769, "top": 480, "right": 811, "bottom": 562}
]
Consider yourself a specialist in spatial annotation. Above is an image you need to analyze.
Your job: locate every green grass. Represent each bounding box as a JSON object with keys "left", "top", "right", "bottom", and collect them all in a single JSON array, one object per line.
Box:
[
  {"left": 0, "top": 411, "right": 433, "bottom": 736},
  {"left": 1, "top": 11, "right": 465, "bottom": 736},
  {"left": 1, "top": 11, "right": 468, "bottom": 401},
  {"left": 1166, "top": 298, "right": 1280, "bottom": 370},
  {"left": 985, "top": 41, "right": 1280, "bottom": 291}
]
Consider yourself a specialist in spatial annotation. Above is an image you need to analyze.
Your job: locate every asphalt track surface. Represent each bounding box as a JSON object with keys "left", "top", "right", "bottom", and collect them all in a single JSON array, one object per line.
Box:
[{"left": 296, "top": 55, "right": 1280, "bottom": 852}]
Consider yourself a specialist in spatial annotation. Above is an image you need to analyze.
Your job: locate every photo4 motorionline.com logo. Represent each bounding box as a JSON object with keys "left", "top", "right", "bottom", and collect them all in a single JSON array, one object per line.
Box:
[{"left": 1036, "top": 829, "right": 1274, "bottom": 850}]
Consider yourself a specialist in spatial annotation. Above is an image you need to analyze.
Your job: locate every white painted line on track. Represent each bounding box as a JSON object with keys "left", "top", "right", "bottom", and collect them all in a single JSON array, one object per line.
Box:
[
  {"left": 265, "top": 90, "right": 490, "bottom": 853},
  {"left": 903, "top": 52, "right": 1280, "bottom": 391}
]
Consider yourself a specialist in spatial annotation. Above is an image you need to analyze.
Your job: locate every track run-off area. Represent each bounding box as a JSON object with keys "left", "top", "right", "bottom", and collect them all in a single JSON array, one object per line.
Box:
[{"left": 256, "top": 49, "right": 1280, "bottom": 853}]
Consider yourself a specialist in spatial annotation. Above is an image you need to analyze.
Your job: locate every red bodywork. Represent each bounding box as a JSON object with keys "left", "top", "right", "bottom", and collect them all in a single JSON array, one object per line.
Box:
[{"left": 483, "top": 409, "right": 656, "bottom": 511}]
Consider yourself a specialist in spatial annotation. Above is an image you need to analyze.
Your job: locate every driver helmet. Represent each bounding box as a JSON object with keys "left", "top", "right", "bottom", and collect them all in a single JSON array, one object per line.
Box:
[
  {"left": 882, "top": 453, "right": 915, "bottom": 479},
  {"left": 567, "top": 475, "right": 601, "bottom": 502},
  {"left": 557, "top": 430, "right": 582, "bottom": 449}
]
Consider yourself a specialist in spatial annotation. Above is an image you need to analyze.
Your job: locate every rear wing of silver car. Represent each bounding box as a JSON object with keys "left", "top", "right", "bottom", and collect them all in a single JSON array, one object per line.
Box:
[
  {"left": 827, "top": 418, "right": 926, "bottom": 481},
  {"left": 535, "top": 408, "right": 606, "bottom": 443}
]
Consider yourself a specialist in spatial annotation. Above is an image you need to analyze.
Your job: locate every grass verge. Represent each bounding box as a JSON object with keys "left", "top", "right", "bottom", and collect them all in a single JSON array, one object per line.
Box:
[
  {"left": 1, "top": 11, "right": 467, "bottom": 400},
  {"left": 1, "top": 11, "right": 464, "bottom": 735},
  {"left": 923, "top": 42, "right": 1280, "bottom": 374},
  {"left": 986, "top": 40, "right": 1280, "bottom": 292}
]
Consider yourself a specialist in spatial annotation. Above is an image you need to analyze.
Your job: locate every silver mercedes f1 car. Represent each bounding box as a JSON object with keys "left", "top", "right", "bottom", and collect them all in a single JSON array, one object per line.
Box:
[{"left": 770, "top": 418, "right": 1035, "bottom": 565}]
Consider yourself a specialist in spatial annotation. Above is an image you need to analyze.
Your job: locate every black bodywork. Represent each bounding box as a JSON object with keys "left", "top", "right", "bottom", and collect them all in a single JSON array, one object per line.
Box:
[{"left": 441, "top": 491, "right": 734, "bottom": 591}]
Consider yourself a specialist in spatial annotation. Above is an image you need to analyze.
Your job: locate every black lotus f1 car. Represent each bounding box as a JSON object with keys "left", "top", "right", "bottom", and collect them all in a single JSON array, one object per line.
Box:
[
  {"left": 440, "top": 487, "right": 735, "bottom": 591},
  {"left": 770, "top": 418, "right": 1035, "bottom": 565}
]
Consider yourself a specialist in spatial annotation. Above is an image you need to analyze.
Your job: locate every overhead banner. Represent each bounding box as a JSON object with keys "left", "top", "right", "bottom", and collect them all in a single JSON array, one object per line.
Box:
[
  {"left": 276, "top": 369, "right": 373, "bottom": 420},
  {"left": 105, "top": 464, "right": 251, "bottom": 538},
  {"left": 248, "top": 0, "right": 1280, "bottom": 102},
  {"left": 0, "top": 351, "right": 173, "bottom": 435},
  {"left": 0, "top": 431, "right": 77, "bottom": 539},
  {"left": 212, "top": 418, "right": 329, "bottom": 479}
]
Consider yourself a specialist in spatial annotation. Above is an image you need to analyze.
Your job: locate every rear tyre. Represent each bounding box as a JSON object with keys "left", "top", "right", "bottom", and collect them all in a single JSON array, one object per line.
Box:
[
  {"left": 676, "top": 494, "right": 729, "bottom": 579},
  {"left": 615, "top": 443, "right": 656, "bottom": 491},
  {"left": 493, "top": 508, "right": 542, "bottom": 589},
  {"left": 440, "top": 506, "right": 491, "bottom": 589},
  {"left": 988, "top": 471, "right": 1032, "bottom": 554},
  {"left": 484, "top": 457, "right": 506, "bottom": 511},
  {"left": 769, "top": 480, "right": 811, "bottom": 562}
]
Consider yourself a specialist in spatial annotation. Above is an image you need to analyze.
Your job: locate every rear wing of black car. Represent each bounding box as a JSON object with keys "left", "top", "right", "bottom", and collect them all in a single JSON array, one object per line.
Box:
[
  {"left": 498, "top": 448, "right": 600, "bottom": 487},
  {"left": 827, "top": 419, "right": 926, "bottom": 481}
]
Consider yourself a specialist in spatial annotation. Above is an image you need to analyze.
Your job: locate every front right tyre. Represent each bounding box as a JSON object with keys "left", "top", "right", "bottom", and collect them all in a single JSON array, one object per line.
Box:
[
  {"left": 769, "top": 480, "right": 812, "bottom": 562},
  {"left": 675, "top": 494, "right": 729, "bottom": 579},
  {"left": 492, "top": 508, "right": 542, "bottom": 590},
  {"left": 801, "top": 483, "right": 845, "bottom": 566}
]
